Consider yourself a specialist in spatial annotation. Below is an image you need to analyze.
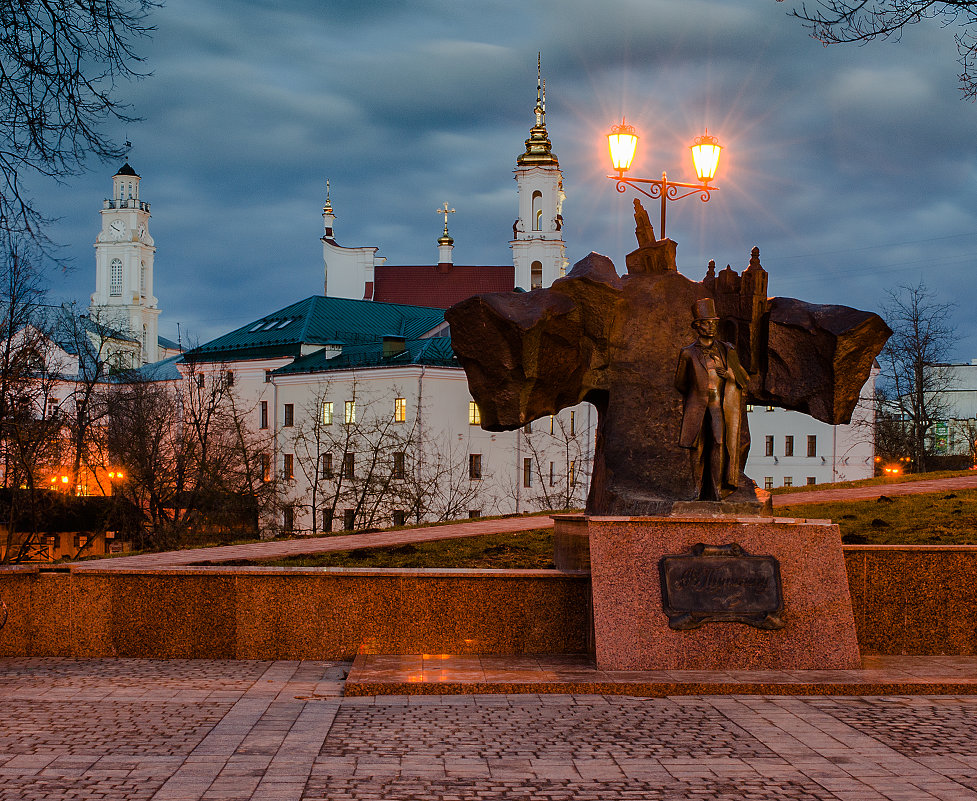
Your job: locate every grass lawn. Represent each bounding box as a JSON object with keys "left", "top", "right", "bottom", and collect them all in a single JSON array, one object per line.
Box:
[
  {"left": 780, "top": 488, "right": 977, "bottom": 545},
  {"left": 768, "top": 468, "right": 975, "bottom": 495},
  {"left": 215, "top": 528, "right": 557, "bottom": 569}
]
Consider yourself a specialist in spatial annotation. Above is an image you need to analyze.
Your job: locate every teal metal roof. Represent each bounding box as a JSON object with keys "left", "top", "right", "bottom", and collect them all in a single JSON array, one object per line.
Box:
[
  {"left": 184, "top": 296, "right": 447, "bottom": 363},
  {"left": 274, "top": 335, "right": 458, "bottom": 375}
]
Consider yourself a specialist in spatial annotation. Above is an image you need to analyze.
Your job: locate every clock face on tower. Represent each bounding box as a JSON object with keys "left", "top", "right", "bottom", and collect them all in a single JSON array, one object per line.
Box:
[{"left": 109, "top": 219, "right": 126, "bottom": 241}]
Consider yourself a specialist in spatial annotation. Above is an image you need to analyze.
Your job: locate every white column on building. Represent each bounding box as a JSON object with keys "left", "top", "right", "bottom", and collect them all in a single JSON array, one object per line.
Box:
[
  {"left": 91, "top": 161, "right": 160, "bottom": 364},
  {"left": 510, "top": 56, "right": 568, "bottom": 291}
]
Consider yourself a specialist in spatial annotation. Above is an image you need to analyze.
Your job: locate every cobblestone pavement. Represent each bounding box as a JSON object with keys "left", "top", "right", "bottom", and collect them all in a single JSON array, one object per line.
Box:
[{"left": 2, "top": 659, "right": 977, "bottom": 800}]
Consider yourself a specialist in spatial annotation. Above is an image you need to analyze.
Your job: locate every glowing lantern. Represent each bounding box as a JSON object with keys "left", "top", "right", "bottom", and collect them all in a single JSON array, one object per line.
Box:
[
  {"left": 690, "top": 132, "right": 722, "bottom": 184},
  {"left": 607, "top": 119, "right": 638, "bottom": 174}
]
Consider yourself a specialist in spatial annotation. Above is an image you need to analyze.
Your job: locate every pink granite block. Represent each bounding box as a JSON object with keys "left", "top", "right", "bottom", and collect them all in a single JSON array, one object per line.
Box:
[{"left": 585, "top": 516, "right": 861, "bottom": 671}]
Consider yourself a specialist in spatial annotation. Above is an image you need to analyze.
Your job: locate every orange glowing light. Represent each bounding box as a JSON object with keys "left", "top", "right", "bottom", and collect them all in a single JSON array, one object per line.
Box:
[
  {"left": 690, "top": 132, "right": 722, "bottom": 183},
  {"left": 61, "top": 476, "right": 69, "bottom": 484},
  {"left": 607, "top": 119, "right": 638, "bottom": 173}
]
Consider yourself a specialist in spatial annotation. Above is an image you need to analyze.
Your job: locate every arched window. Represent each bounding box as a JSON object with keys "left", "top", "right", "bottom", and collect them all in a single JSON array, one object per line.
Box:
[
  {"left": 531, "top": 191, "right": 543, "bottom": 231},
  {"left": 110, "top": 259, "right": 123, "bottom": 296},
  {"left": 531, "top": 260, "right": 543, "bottom": 290}
]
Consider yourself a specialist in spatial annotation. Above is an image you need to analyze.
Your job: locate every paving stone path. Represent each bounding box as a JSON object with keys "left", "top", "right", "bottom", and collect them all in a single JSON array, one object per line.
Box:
[{"left": 2, "top": 658, "right": 977, "bottom": 800}]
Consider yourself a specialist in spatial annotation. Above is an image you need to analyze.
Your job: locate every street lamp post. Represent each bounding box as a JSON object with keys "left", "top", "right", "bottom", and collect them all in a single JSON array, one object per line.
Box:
[{"left": 607, "top": 119, "right": 722, "bottom": 240}]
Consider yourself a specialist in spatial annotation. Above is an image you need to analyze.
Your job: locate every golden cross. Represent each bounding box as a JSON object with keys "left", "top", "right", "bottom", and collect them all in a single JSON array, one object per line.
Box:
[{"left": 436, "top": 202, "right": 455, "bottom": 234}]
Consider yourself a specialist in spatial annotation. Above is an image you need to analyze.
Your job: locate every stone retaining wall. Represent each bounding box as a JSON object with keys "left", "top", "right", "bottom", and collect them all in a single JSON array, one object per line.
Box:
[{"left": 0, "top": 546, "right": 974, "bottom": 659}]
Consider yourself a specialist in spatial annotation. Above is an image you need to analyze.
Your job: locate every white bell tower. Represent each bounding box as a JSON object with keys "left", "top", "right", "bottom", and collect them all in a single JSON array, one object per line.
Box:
[
  {"left": 91, "top": 162, "right": 160, "bottom": 364},
  {"left": 510, "top": 56, "right": 568, "bottom": 291}
]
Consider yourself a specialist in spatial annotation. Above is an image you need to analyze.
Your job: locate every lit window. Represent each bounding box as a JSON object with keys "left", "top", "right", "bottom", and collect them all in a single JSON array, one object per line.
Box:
[
  {"left": 784, "top": 436, "right": 794, "bottom": 457},
  {"left": 766, "top": 405, "right": 775, "bottom": 412},
  {"left": 260, "top": 453, "right": 270, "bottom": 482},
  {"left": 569, "top": 460, "right": 576, "bottom": 486},
  {"left": 746, "top": 404, "right": 754, "bottom": 412},
  {"left": 764, "top": 477, "right": 773, "bottom": 490},
  {"left": 394, "top": 397, "right": 406, "bottom": 423},
  {"left": 764, "top": 436, "right": 773, "bottom": 457},
  {"left": 345, "top": 401, "right": 356, "bottom": 424},
  {"left": 321, "top": 401, "right": 333, "bottom": 425},
  {"left": 570, "top": 410, "right": 575, "bottom": 436},
  {"left": 283, "top": 404, "right": 294, "bottom": 427},
  {"left": 468, "top": 401, "right": 480, "bottom": 425},
  {"left": 392, "top": 452, "right": 406, "bottom": 479},
  {"left": 550, "top": 415, "right": 555, "bottom": 434},
  {"left": 807, "top": 435, "right": 817, "bottom": 457},
  {"left": 283, "top": 454, "right": 294, "bottom": 480},
  {"left": 469, "top": 453, "right": 482, "bottom": 480},
  {"left": 110, "top": 259, "right": 123, "bottom": 296},
  {"left": 523, "top": 457, "right": 532, "bottom": 488}
]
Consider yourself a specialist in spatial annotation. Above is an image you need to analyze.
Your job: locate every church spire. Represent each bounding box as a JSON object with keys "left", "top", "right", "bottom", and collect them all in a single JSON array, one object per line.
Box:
[
  {"left": 517, "top": 53, "right": 558, "bottom": 167},
  {"left": 322, "top": 178, "right": 336, "bottom": 240}
]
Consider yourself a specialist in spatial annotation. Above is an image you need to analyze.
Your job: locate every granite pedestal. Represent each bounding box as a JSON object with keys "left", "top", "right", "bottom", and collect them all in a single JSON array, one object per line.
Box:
[{"left": 555, "top": 514, "right": 861, "bottom": 672}]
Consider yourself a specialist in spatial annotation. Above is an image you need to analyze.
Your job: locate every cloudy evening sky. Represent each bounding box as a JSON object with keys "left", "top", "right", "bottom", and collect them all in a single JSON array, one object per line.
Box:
[{"left": 26, "top": 0, "right": 977, "bottom": 357}]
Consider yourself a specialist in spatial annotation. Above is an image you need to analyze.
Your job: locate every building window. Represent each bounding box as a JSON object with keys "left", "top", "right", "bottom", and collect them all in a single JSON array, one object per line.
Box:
[
  {"left": 225, "top": 370, "right": 234, "bottom": 387},
  {"left": 766, "top": 405, "right": 775, "bottom": 412},
  {"left": 531, "top": 190, "right": 543, "bottom": 231},
  {"left": 110, "top": 258, "right": 123, "bottom": 296},
  {"left": 764, "top": 436, "right": 774, "bottom": 457},
  {"left": 321, "top": 401, "right": 333, "bottom": 425},
  {"left": 260, "top": 453, "right": 270, "bottom": 482},
  {"left": 345, "top": 400, "right": 356, "bottom": 424},
  {"left": 259, "top": 401, "right": 268, "bottom": 429},
  {"left": 45, "top": 397, "right": 59, "bottom": 419},
  {"left": 531, "top": 260, "right": 543, "bottom": 290},
  {"left": 469, "top": 453, "right": 482, "bottom": 480},
  {"left": 549, "top": 461, "right": 555, "bottom": 486},
  {"left": 283, "top": 453, "right": 294, "bottom": 480},
  {"left": 321, "top": 452, "right": 333, "bottom": 479},
  {"left": 322, "top": 508, "right": 333, "bottom": 532},
  {"left": 394, "top": 397, "right": 406, "bottom": 423},
  {"left": 392, "top": 510, "right": 406, "bottom": 527},
  {"left": 343, "top": 509, "right": 355, "bottom": 531},
  {"left": 524, "top": 421, "right": 533, "bottom": 433},
  {"left": 343, "top": 453, "right": 354, "bottom": 480},
  {"left": 569, "top": 460, "right": 576, "bottom": 486},
  {"left": 764, "top": 477, "right": 773, "bottom": 490},
  {"left": 523, "top": 457, "right": 532, "bottom": 488},
  {"left": 283, "top": 507, "right": 294, "bottom": 534},
  {"left": 469, "top": 401, "right": 480, "bottom": 425},
  {"left": 550, "top": 415, "right": 555, "bottom": 434},
  {"left": 784, "top": 436, "right": 794, "bottom": 457},
  {"left": 746, "top": 404, "right": 754, "bottom": 412},
  {"left": 807, "top": 435, "right": 817, "bottom": 457},
  {"left": 807, "top": 477, "right": 817, "bottom": 485},
  {"left": 469, "top": 509, "right": 481, "bottom": 519},
  {"left": 570, "top": 410, "right": 575, "bottom": 436},
  {"left": 783, "top": 476, "right": 793, "bottom": 488},
  {"left": 265, "top": 370, "right": 272, "bottom": 383},
  {"left": 392, "top": 452, "right": 406, "bottom": 479},
  {"left": 283, "top": 404, "right": 294, "bottom": 427},
  {"left": 196, "top": 374, "right": 205, "bottom": 389}
]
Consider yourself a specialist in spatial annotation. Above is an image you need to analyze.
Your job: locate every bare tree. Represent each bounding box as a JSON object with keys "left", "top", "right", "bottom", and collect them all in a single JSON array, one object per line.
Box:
[
  {"left": 0, "top": 0, "right": 157, "bottom": 244},
  {"left": 784, "top": 0, "right": 977, "bottom": 99},
  {"left": 518, "top": 413, "right": 588, "bottom": 513},
  {"left": 878, "top": 282, "right": 956, "bottom": 471}
]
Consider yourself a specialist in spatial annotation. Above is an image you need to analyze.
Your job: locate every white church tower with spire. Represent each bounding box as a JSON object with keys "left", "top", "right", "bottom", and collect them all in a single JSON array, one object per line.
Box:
[
  {"left": 321, "top": 180, "right": 387, "bottom": 300},
  {"left": 510, "top": 57, "right": 568, "bottom": 290},
  {"left": 91, "top": 161, "right": 160, "bottom": 364}
]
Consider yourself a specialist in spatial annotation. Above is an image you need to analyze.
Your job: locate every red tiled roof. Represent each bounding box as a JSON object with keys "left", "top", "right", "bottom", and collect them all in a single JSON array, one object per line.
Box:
[{"left": 372, "top": 264, "right": 514, "bottom": 309}]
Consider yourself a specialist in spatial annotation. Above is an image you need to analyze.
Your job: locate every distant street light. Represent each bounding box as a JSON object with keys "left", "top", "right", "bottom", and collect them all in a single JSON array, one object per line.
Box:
[{"left": 607, "top": 119, "right": 722, "bottom": 240}]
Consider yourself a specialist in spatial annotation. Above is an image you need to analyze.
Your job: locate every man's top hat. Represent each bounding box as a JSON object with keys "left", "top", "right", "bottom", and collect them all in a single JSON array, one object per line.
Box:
[{"left": 691, "top": 297, "right": 720, "bottom": 321}]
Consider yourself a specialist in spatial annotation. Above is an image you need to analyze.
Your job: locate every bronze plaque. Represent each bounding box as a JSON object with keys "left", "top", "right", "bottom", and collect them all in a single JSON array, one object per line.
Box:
[{"left": 659, "top": 543, "right": 784, "bottom": 630}]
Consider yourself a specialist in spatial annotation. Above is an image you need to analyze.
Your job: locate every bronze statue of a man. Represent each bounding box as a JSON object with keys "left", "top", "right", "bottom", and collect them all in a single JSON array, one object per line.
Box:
[{"left": 674, "top": 298, "right": 750, "bottom": 501}]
